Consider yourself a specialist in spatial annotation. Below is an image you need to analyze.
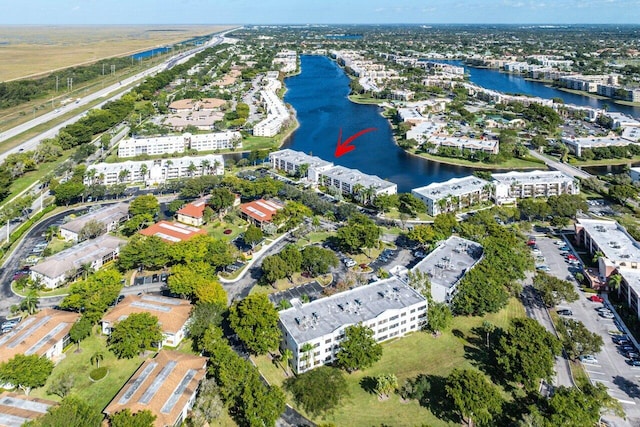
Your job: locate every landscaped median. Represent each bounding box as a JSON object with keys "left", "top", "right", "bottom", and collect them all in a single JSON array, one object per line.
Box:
[{"left": 253, "top": 298, "right": 525, "bottom": 427}]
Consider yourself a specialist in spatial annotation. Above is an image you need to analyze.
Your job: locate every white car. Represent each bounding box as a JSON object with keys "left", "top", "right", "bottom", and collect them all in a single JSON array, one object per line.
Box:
[{"left": 579, "top": 355, "right": 598, "bottom": 364}]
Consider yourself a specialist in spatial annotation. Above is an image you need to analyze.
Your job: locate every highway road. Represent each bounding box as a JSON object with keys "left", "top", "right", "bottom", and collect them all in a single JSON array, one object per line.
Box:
[
  {"left": 0, "top": 28, "right": 239, "bottom": 163},
  {"left": 528, "top": 148, "right": 592, "bottom": 180}
]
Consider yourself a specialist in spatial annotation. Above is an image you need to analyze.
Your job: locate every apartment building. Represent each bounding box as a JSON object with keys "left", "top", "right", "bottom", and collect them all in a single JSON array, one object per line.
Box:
[
  {"left": 411, "top": 236, "right": 484, "bottom": 303},
  {"left": 30, "top": 235, "right": 126, "bottom": 289},
  {"left": 630, "top": 167, "right": 640, "bottom": 183},
  {"left": 60, "top": 203, "right": 129, "bottom": 242},
  {"left": 104, "top": 350, "right": 207, "bottom": 427},
  {"left": 239, "top": 199, "right": 283, "bottom": 229},
  {"left": 492, "top": 170, "right": 579, "bottom": 204},
  {"left": 269, "top": 149, "right": 398, "bottom": 197},
  {"left": 561, "top": 135, "right": 635, "bottom": 157},
  {"left": 117, "top": 131, "right": 241, "bottom": 158},
  {"left": 101, "top": 295, "right": 192, "bottom": 348},
  {"left": 618, "top": 269, "right": 640, "bottom": 321},
  {"left": 406, "top": 121, "right": 446, "bottom": 143},
  {"left": 0, "top": 393, "right": 57, "bottom": 426},
  {"left": 0, "top": 309, "right": 80, "bottom": 363},
  {"left": 86, "top": 154, "right": 224, "bottom": 187},
  {"left": 176, "top": 199, "right": 208, "bottom": 226},
  {"left": 273, "top": 50, "right": 297, "bottom": 73},
  {"left": 418, "top": 61, "right": 464, "bottom": 75},
  {"left": 430, "top": 135, "right": 499, "bottom": 155},
  {"left": 140, "top": 221, "right": 207, "bottom": 243},
  {"left": 279, "top": 277, "right": 427, "bottom": 373},
  {"left": 412, "top": 176, "right": 491, "bottom": 216},
  {"left": 253, "top": 73, "right": 290, "bottom": 137}
]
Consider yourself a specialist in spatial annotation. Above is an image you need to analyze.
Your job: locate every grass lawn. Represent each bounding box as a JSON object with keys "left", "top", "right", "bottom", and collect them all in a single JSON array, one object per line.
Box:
[
  {"left": 348, "top": 95, "right": 386, "bottom": 105},
  {"left": 30, "top": 333, "right": 146, "bottom": 411},
  {"left": 568, "top": 155, "right": 640, "bottom": 167},
  {"left": 205, "top": 220, "right": 246, "bottom": 241},
  {"left": 45, "top": 237, "right": 73, "bottom": 256},
  {"left": 383, "top": 208, "right": 434, "bottom": 222},
  {"left": 294, "top": 231, "right": 332, "bottom": 247},
  {"left": 242, "top": 136, "right": 280, "bottom": 152},
  {"left": 254, "top": 298, "right": 526, "bottom": 427},
  {"left": 412, "top": 151, "right": 544, "bottom": 170}
]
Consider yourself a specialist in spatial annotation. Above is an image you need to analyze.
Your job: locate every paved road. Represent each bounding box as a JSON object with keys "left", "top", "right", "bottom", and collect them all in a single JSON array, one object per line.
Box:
[
  {"left": 534, "top": 234, "right": 640, "bottom": 425},
  {"left": 528, "top": 148, "right": 592, "bottom": 180}
]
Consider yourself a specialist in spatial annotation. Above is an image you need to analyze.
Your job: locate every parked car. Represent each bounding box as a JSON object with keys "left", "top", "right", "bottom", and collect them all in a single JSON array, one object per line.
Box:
[
  {"left": 557, "top": 309, "right": 573, "bottom": 316},
  {"left": 579, "top": 355, "right": 598, "bottom": 364},
  {"left": 554, "top": 240, "right": 564, "bottom": 246},
  {"left": 600, "top": 311, "right": 615, "bottom": 319},
  {"left": 625, "top": 351, "right": 640, "bottom": 360},
  {"left": 613, "top": 335, "right": 630, "bottom": 344},
  {"left": 536, "top": 265, "right": 551, "bottom": 272},
  {"left": 590, "top": 295, "right": 604, "bottom": 303},
  {"left": 627, "top": 359, "right": 640, "bottom": 366}
]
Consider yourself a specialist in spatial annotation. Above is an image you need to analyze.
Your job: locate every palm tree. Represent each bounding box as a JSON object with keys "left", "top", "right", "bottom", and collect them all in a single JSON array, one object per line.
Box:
[
  {"left": 483, "top": 183, "right": 494, "bottom": 202},
  {"left": 300, "top": 343, "right": 314, "bottom": 370},
  {"left": 139, "top": 163, "right": 148, "bottom": 180},
  {"left": 436, "top": 198, "right": 448, "bottom": 215},
  {"left": 608, "top": 274, "right": 622, "bottom": 292},
  {"left": 451, "top": 195, "right": 461, "bottom": 212},
  {"left": 98, "top": 173, "right": 105, "bottom": 186},
  {"left": 281, "top": 348, "right": 293, "bottom": 376},
  {"left": 90, "top": 351, "right": 104, "bottom": 369},
  {"left": 21, "top": 290, "right": 39, "bottom": 315},
  {"left": 352, "top": 183, "right": 364, "bottom": 203},
  {"left": 592, "top": 251, "right": 604, "bottom": 264},
  {"left": 213, "top": 159, "right": 221, "bottom": 174},
  {"left": 200, "top": 160, "right": 211, "bottom": 175},
  {"left": 187, "top": 162, "right": 197, "bottom": 177},
  {"left": 118, "top": 169, "right": 130, "bottom": 184},
  {"left": 364, "top": 186, "right": 376, "bottom": 205},
  {"left": 45, "top": 225, "right": 59, "bottom": 242},
  {"left": 86, "top": 168, "right": 97, "bottom": 185},
  {"left": 81, "top": 262, "right": 94, "bottom": 280}
]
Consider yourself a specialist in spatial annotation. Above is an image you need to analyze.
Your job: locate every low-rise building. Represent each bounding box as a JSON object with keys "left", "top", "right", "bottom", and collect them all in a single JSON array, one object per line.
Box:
[
  {"left": 279, "top": 277, "right": 427, "bottom": 373},
  {"left": 618, "top": 269, "right": 640, "bottom": 320},
  {"left": 561, "top": 135, "right": 635, "bottom": 157},
  {"left": 101, "top": 295, "right": 192, "bottom": 348},
  {"left": 492, "top": 170, "right": 578, "bottom": 204},
  {"left": 253, "top": 73, "right": 290, "bottom": 137},
  {"left": 240, "top": 199, "right": 284, "bottom": 228},
  {"left": 103, "top": 350, "right": 207, "bottom": 427},
  {"left": 140, "top": 221, "right": 206, "bottom": 244},
  {"left": 0, "top": 309, "right": 80, "bottom": 363},
  {"left": 117, "top": 132, "right": 241, "bottom": 158},
  {"left": 60, "top": 203, "right": 129, "bottom": 242},
  {"left": 411, "top": 236, "right": 484, "bottom": 303},
  {"left": 429, "top": 135, "right": 499, "bottom": 155},
  {"left": 630, "top": 167, "right": 640, "bottom": 183},
  {"left": 168, "top": 98, "right": 226, "bottom": 113},
  {"left": 86, "top": 154, "right": 224, "bottom": 187},
  {"left": 30, "top": 235, "right": 126, "bottom": 289},
  {"left": 574, "top": 218, "right": 640, "bottom": 288},
  {"left": 318, "top": 165, "right": 397, "bottom": 197},
  {"left": 412, "top": 176, "right": 491, "bottom": 216},
  {"left": 0, "top": 392, "right": 57, "bottom": 426},
  {"left": 176, "top": 199, "right": 208, "bottom": 227},
  {"left": 268, "top": 149, "right": 335, "bottom": 181},
  {"left": 406, "top": 121, "right": 446, "bottom": 143}
]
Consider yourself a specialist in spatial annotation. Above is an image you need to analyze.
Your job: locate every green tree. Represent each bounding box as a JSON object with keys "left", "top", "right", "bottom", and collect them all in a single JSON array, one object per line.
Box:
[
  {"left": 556, "top": 318, "right": 604, "bottom": 360},
  {"left": 445, "top": 368, "right": 503, "bottom": 427},
  {"left": 261, "top": 254, "right": 288, "bottom": 285},
  {"left": 78, "top": 219, "right": 106, "bottom": 241},
  {"left": 47, "top": 374, "right": 75, "bottom": 398},
  {"left": 109, "top": 409, "right": 157, "bottom": 427},
  {"left": 60, "top": 269, "right": 123, "bottom": 323},
  {"left": 336, "top": 324, "right": 382, "bottom": 372},
  {"left": 54, "top": 180, "right": 85, "bottom": 206},
  {"left": 108, "top": 313, "right": 163, "bottom": 359},
  {"left": 533, "top": 272, "right": 579, "bottom": 307},
  {"left": 406, "top": 224, "right": 437, "bottom": 248},
  {"left": 229, "top": 293, "right": 281, "bottom": 355},
  {"left": 494, "top": 318, "right": 562, "bottom": 391},
  {"left": 0, "top": 354, "right": 54, "bottom": 395},
  {"left": 281, "top": 348, "right": 293, "bottom": 376},
  {"left": 300, "top": 245, "right": 338, "bottom": 276},
  {"left": 243, "top": 224, "right": 264, "bottom": 249},
  {"left": 546, "top": 383, "right": 622, "bottom": 427},
  {"left": 609, "top": 184, "right": 638, "bottom": 203},
  {"left": 187, "top": 301, "right": 225, "bottom": 352},
  {"left": 427, "top": 302, "right": 452, "bottom": 335},
  {"left": 20, "top": 290, "right": 39, "bottom": 315},
  {"left": 373, "top": 373, "right": 398, "bottom": 399},
  {"left": 69, "top": 316, "right": 93, "bottom": 349},
  {"left": 188, "top": 378, "right": 223, "bottom": 426},
  {"left": 25, "top": 396, "right": 103, "bottom": 427},
  {"left": 336, "top": 213, "right": 381, "bottom": 255},
  {"left": 129, "top": 194, "right": 159, "bottom": 217},
  {"left": 279, "top": 244, "right": 302, "bottom": 280},
  {"left": 284, "top": 366, "right": 349, "bottom": 416},
  {"left": 208, "top": 187, "right": 235, "bottom": 214},
  {"left": 90, "top": 351, "right": 104, "bottom": 369},
  {"left": 167, "top": 262, "right": 215, "bottom": 299},
  {"left": 272, "top": 201, "right": 312, "bottom": 230}
]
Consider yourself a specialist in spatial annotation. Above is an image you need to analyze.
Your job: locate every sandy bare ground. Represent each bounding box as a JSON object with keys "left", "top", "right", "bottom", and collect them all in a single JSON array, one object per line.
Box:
[{"left": 0, "top": 25, "right": 234, "bottom": 81}]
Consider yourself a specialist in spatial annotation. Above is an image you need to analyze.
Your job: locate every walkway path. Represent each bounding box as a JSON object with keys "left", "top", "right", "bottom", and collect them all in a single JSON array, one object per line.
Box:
[{"left": 528, "top": 149, "right": 592, "bottom": 180}]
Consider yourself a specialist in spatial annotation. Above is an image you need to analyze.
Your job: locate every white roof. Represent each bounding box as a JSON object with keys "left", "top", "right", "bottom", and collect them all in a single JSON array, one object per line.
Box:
[
  {"left": 577, "top": 218, "right": 640, "bottom": 265},
  {"left": 412, "top": 176, "right": 489, "bottom": 201},
  {"left": 492, "top": 170, "right": 574, "bottom": 185}
]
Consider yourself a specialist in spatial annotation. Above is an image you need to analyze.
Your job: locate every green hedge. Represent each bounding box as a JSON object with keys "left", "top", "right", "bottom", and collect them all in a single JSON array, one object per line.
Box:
[{"left": 0, "top": 205, "right": 56, "bottom": 256}]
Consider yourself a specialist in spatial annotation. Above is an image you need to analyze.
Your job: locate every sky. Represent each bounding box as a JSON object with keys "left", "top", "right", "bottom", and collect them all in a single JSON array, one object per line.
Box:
[{"left": 2, "top": 0, "right": 640, "bottom": 25}]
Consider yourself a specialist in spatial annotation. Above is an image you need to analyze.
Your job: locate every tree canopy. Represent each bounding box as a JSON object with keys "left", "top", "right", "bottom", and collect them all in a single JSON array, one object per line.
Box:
[
  {"left": 336, "top": 213, "right": 381, "bottom": 254},
  {"left": 284, "top": 366, "right": 349, "bottom": 416},
  {"left": 533, "top": 272, "right": 579, "bottom": 307},
  {"left": 445, "top": 368, "right": 503, "bottom": 427},
  {"left": 59, "top": 269, "right": 123, "bottom": 323},
  {"left": 108, "top": 313, "right": 163, "bottom": 359},
  {"left": 336, "top": 324, "right": 382, "bottom": 372},
  {"left": 24, "top": 396, "right": 103, "bottom": 427},
  {"left": 229, "top": 294, "right": 281, "bottom": 355},
  {"left": 0, "top": 354, "right": 54, "bottom": 395},
  {"left": 109, "top": 409, "right": 157, "bottom": 427}
]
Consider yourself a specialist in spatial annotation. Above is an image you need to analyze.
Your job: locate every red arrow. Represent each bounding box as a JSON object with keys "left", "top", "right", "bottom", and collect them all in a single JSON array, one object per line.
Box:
[{"left": 334, "top": 127, "right": 377, "bottom": 158}]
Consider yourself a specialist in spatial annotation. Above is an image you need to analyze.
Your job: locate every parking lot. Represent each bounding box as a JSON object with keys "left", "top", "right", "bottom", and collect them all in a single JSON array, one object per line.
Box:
[
  {"left": 534, "top": 234, "right": 640, "bottom": 423},
  {"left": 269, "top": 281, "right": 324, "bottom": 306}
]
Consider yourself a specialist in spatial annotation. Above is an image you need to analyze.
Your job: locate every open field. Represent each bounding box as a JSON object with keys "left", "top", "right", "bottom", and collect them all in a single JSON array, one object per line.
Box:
[
  {"left": 0, "top": 25, "right": 234, "bottom": 82},
  {"left": 255, "top": 298, "right": 526, "bottom": 427}
]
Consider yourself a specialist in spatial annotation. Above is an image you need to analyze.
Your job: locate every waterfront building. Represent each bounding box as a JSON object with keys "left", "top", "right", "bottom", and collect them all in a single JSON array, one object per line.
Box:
[
  {"left": 397, "top": 107, "right": 429, "bottom": 124},
  {"left": 0, "top": 309, "right": 80, "bottom": 363},
  {"left": 561, "top": 135, "right": 636, "bottom": 157},
  {"left": 140, "top": 221, "right": 206, "bottom": 243},
  {"left": 101, "top": 295, "right": 192, "bottom": 348},
  {"left": 86, "top": 154, "right": 224, "bottom": 187},
  {"left": 575, "top": 218, "right": 640, "bottom": 290},
  {"left": 239, "top": 199, "right": 283, "bottom": 229},
  {"left": 30, "top": 235, "right": 126, "bottom": 289},
  {"left": 104, "top": 350, "right": 207, "bottom": 427},
  {"left": 622, "top": 127, "right": 640, "bottom": 142},
  {"left": 176, "top": 199, "right": 208, "bottom": 227},
  {"left": 268, "top": 149, "right": 334, "bottom": 181},
  {"left": 60, "top": 203, "right": 130, "bottom": 242},
  {"left": 418, "top": 61, "right": 464, "bottom": 75},
  {"left": 492, "top": 170, "right": 578, "bottom": 204},
  {"left": 406, "top": 121, "right": 446, "bottom": 143},
  {"left": 604, "top": 112, "right": 640, "bottom": 129},
  {"left": 253, "top": 73, "right": 290, "bottom": 137},
  {"left": 117, "top": 131, "right": 241, "bottom": 158},
  {"left": 273, "top": 50, "right": 297, "bottom": 73},
  {"left": 412, "top": 176, "right": 491, "bottom": 216},
  {"left": 278, "top": 277, "right": 427, "bottom": 373},
  {"left": 411, "top": 236, "right": 484, "bottom": 303},
  {"left": 558, "top": 74, "right": 618, "bottom": 93},
  {"left": 429, "top": 135, "right": 499, "bottom": 155},
  {"left": 0, "top": 393, "right": 57, "bottom": 426},
  {"left": 630, "top": 167, "right": 640, "bottom": 183}
]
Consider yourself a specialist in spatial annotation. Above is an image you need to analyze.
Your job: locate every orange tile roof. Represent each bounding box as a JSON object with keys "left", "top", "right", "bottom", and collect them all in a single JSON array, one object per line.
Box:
[
  {"left": 104, "top": 350, "right": 207, "bottom": 427},
  {"left": 0, "top": 392, "right": 57, "bottom": 426},
  {"left": 0, "top": 309, "right": 80, "bottom": 363},
  {"left": 139, "top": 221, "right": 206, "bottom": 243},
  {"left": 239, "top": 199, "right": 283, "bottom": 223},
  {"left": 102, "top": 295, "right": 191, "bottom": 335},
  {"left": 176, "top": 200, "right": 207, "bottom": 219}
]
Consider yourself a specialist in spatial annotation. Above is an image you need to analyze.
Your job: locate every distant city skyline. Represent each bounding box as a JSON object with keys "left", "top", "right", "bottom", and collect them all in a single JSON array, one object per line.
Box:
[{"left": 2, "top": 0, "right": 640, "bottom": 25}]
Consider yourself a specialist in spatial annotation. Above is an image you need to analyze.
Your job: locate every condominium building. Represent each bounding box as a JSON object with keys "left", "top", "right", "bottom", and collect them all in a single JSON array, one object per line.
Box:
[
  {"left": 101, "top": 295, "right": 192, "bottom": 348},
  {"left": 86, "top": 154, "right": 224, "bottom": 187},
  {"left": 558, "top": 74, "right": 618, "bottom": 93},
  {"left": 492, "top": 170, "right": 578, "bottom": 204},
  {"left": 618, "top": 269, "right": 640, "bottom": 321},
  {"left": 406, "top": 121, "right": 446, "bottom": 143},
  {"left": 0, "top": 309, "right": 80, "bottom": 363},
  {"left": 561, "top": 135, "right": 634, "bottom": 157},
  {"left": 104, "top": 350, "right": 207, "bottom": 427},
  {"left": 0, "top": 393, "right": 57, "bottom": 426},
  {"left": 279, "top": 277, "right": 427, "bottom": 373},
  {"left": 140, "top": 221, "right": 207, "bottom": 243},
  {"left": 117, "top": 131, "right": 241, "bottom": 158},
  {"left": 60, "top": 203, "right": 129, "bottom": 242},
  {"left": 412, "top": 176, "right": 491, "bottom": 216},
  {"left": 574, "top": 218, "right": 640, "bottom": 288},
  {"left": 30, "top": 235, "right": 126, "bottom": 289},
  {"left": 411, "top": 236, "right": 484, "bottom": 303},
  {"left": 429, "top": 135, "right": 499, "bottom": 155},
  {"left": 269, "top": 149, "right": 398, "bottom": 197},
  {"left": 176, "top": 199, "right": 208, "bottom": 226},
  {"left": 273, "top": 50, "right": 297, "bottom": 73},
  {"left": 630, "top": 167, "right": 640, "bottom": 183},
  {"left": 253, "top": 73, "right": 290, "bottom": 137}
]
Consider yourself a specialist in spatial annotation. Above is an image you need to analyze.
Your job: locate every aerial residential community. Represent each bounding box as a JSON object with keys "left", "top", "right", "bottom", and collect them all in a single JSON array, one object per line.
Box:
[{"left": 0, "top": 2, "right": 640, "bottom": 427}]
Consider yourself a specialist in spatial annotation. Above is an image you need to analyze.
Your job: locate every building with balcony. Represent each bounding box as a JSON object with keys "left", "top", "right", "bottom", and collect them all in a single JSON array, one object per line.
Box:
[
  {"left": 561, "top": 135, "right": 635, "bottom": 157},
  {"left": 117, "top": 132, "right": 241, "bottom": 158},
  {"left": 268, "top": 149, "right": 334, "bottom": 181},
  {"left": 492, "top": 170, "right": 578, "bottom": 204},
  {"left": 412, "top": 176, "right": 490, "bottom": 216},
  {"left": 278, "top": 277, "right": 427, "bottom": 373},
  {"left": 60, "top": 203, "right": 130, "bottom": 242}
]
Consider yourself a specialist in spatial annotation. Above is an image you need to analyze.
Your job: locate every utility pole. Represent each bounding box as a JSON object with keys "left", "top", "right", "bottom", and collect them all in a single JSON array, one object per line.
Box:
[
  {"left": 67, "top": 77, "right": 73, "bottom": 92},
  {"left": 55, "top": 75, "right": 59, "bottom": 93},
  {"left": 102, "top": 63, "right": 105, "bottom": 75},
  {"left": 111, "top": 65, "right": 115, "bottom": 76}
]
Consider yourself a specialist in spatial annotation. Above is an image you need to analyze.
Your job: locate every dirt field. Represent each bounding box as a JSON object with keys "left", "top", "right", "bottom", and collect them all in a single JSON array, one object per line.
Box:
[{"left": 0, "top": 25, "right": 235, "bottom": 81}]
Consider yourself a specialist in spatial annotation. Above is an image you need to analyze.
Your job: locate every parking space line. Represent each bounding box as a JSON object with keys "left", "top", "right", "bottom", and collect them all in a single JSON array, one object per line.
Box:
[
  {"left": 585, "top": 369, "right": 605, "bottom": 375},
  {"left": 615, "top": 398, "right": 637, "bottom": 405},
  {"left": 591, "top": 378, "right": 610, "bottom": 383}
]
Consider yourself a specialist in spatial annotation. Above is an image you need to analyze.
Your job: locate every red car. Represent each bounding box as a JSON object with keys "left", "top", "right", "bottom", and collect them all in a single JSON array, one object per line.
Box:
[
  {"left": 566, "top": 254, "right": 578, "bottom": 260},
  {"left": 590, "top": 295, "right": 604, "bottom": 303}
]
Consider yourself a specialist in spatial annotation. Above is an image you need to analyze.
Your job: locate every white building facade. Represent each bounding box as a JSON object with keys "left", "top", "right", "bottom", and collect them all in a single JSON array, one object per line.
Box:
[
  {"left": 253, "top": 73, "right": 290, "bottom": 137},
  {"left": 412, "top": 176, "right": 491, "bottom": 216},
  {"left": 117, "top": 131, "right": 241, "bottom": 158},
  {"left": 492, "top": 170, "right": 579, "bottom": 204}
]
